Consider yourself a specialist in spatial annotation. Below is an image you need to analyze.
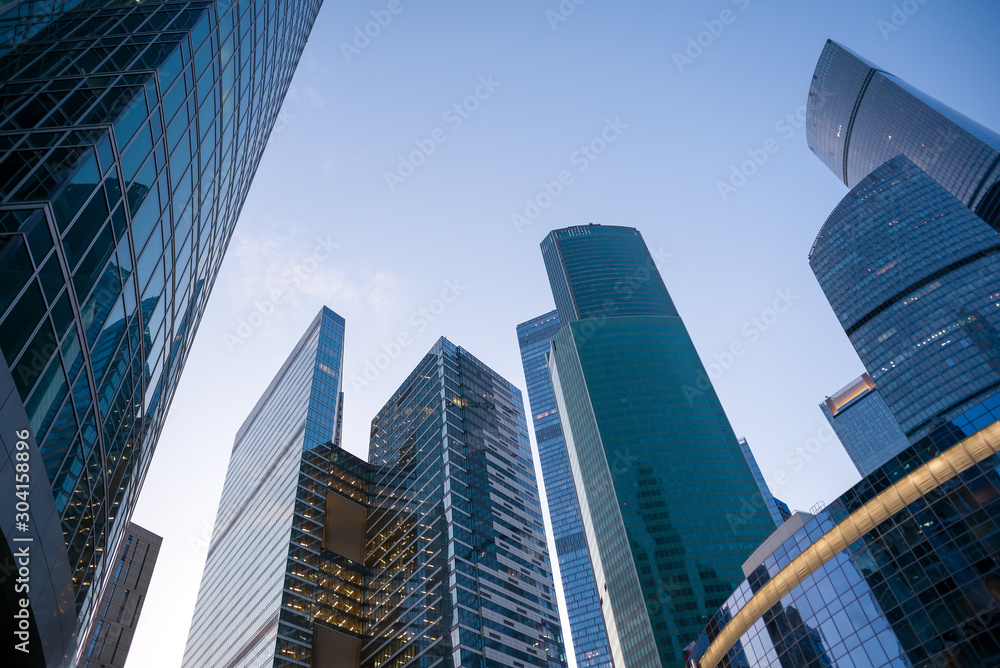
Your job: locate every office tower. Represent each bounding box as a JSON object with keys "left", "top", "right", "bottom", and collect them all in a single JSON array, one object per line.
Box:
[
  {"left": 541, "top": 224, "right": 776, "bottom": 667},
  {"left": 819, "top": 374, "right": 912, "bottom": 477},
  {"left": 806, "top": 39, "right": 1000, "bottom": 228},
  {"left": 182, "top": 308, "right": 361, "bottom": 667},
  {"left": 184, "top": 310, "right": 566, "bottom": 668},
  {"left": 809, "top": 156, "right": 1000, "bottom": 443},
  {"left": 0, "top": 0, "right": 323, "bottom": 662},
  {"left": 686, "top": 421, "right": 1000, "bottom": 668},
  {"left": 736, "top": 437, "right": 783, "bottom": 528},
  {"left": 77, "top": 523, "right": 161, "bottom": 668},
  {"left": 366, "top": 337, "right": 565, "bottom": 668},
  {"left": 771, "top": 498, "right": 791, "bottom": 523},
  {"left": 516, "top": 310, "right": 613, "bottom": 668}
]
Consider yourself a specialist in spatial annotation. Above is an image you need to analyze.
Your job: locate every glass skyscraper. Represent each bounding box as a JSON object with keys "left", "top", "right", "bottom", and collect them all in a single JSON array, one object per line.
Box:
[
  {"left": 810, "top": 156, "right": 1000, "bottom": 443},
  {"left": 820, "top": 374, "right": 912, "bottom": 477},
  {"left": 516, "top": 310, "right": 613, "bottom": 668},
  {"left": 541, "top": 224, "right": 776, "bottom": 668},
  {"left": 806, "top": 39, "right": 1000, "bottom": 229},
  {"left": 183, "top": 309, "right": 566, "bottom": 668},
  {"left": 366, "top": 337, "right": 565, "bottom": 668},
  {"left": 0, "top": 0, "right": 323, "bottom": 663},
  {"left": 736, "top": 437, "right": 783, "bottom": 528},
  {"left": 183, "top": 308, "right": 361, "bottom": 667}
]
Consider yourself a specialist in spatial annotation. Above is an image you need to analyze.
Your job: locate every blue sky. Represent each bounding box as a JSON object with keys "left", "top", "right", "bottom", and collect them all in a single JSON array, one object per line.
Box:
[{"left": 126, "top": 1, "right": 1000, "bottom": 665}]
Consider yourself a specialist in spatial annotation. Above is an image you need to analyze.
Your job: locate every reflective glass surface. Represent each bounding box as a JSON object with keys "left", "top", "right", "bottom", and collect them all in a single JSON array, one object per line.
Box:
[
  {"left": 810, "top": 156, "right": 1000, "bottom": 441},
  {"left": 806, "top": 40, "right": 1000, "bottom": 230},
  {"left": 0, "top": 0, "right": 323, "bottom": 651},
  {"left": 517, "top": 311, "right": 613, "bottom": 668}
]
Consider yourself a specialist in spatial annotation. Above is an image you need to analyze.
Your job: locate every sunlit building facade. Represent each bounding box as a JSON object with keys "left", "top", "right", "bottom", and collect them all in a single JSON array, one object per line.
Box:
[
  {"left": 0, "top": 0, "right": 323, "bottom": 662},
  {"left": 542, "top": 225, "right": 776, "bottom": 667},
  {"left": 806, "top": 39, "right": 1000, "bottom": 229},
  {"left": 517, "top": 310, "right": 613, "bottom": 668}
]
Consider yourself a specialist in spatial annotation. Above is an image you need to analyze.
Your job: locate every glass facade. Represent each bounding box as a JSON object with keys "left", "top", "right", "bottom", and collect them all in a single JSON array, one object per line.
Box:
[
  {"left": 810, "top": 156, "right": 1000, "bottom": 442},
  {"left": 540, "top": 224, "right": 677, "bottom": 322},
  {"left": 365, "top": 337, "right": 566, "bottom": 668},
  {"left": 516, "top": 310, "right": 613, "bottom": 668},
  {"left": 79, "top": 522, "right": 161, "bottom": 668},
  {"left": 820, "top": 375, "right": 912, "bottom": 477},
  {"left": 737, "top": 438, "right": 784, "bottom": 528},
  {"left": 686, "top": 414, "right": 1000, "bottom": 668},
  {"left": 0, "top": 0, "right": 322, "bottom": 661},
  {"left": 182, "top": 308, "right": 358, "bottom": 668},
  {"left": 806, "top": 40, "right": 1000, "bottom": 229},
  {"left": 539, "top": 224, "right": 775, "bottom": 668}
]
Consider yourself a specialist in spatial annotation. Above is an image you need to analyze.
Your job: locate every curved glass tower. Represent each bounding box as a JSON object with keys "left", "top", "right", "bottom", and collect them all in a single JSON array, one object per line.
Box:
[
  {"left": 806, "top": 40, "right": 1000, "bottom": 229},
  {"left": 0, "top": 0, "right": 324, "bottom": 663},
  {"left": 542, "top": 224, "right": 776, "bottom": 668},
  {"left": 810, "top": 156, "right": 1000, "bottom": 442}
]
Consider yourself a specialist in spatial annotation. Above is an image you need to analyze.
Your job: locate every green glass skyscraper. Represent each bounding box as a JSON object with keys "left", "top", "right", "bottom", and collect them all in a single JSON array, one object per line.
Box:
[
  {"left": 541, "top": 225, "right": 775, "bottom": 668},
  {"left": 0, "top": 0, "right": 323, "bottom": 664}
]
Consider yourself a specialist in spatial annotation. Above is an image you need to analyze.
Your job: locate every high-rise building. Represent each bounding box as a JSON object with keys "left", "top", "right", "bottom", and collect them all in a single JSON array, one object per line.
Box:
[
  {"left": 366, "top": 337, "right": 565, "bottom": 668},
  {"left": 182, "top": 308, "right": 358, "bottom": 668},
  {"left": 77, "top": 523, "right": 161, "bottom": 668},
  {"left": 819, "top": 374, "right": 912, "bottom": 477},
  {"left": 516, "top": 310, "right": 613, "bottom": 668},
  {"left": 806, "top": 39, "right": 1000, "bottom": 229},
  {"left": 540, "top": 224, "right": 776, "bottom": 668},
  {"left": 809, "top": 156, "right": 1000, "bottom": 443},
  {"left": 736, "top": 437, "right": 783, "bottom": 528},
  {"left": 686, "top": 421, "right": 1000, "bottom": 668},
  {"left": 0, "top": 0, "right": 323, "bottom": 662},
  {"left": 183, "top": 309, "right": 566, "bottom": 668}
]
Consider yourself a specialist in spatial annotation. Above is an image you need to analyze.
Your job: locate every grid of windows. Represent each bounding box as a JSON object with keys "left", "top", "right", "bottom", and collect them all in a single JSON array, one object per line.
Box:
[
  {"left": 687, "top": 413, "right": 1000, "bottom": 668},
  {"left": 517, "top": 311, "right": 613, "bottom": 668},
  {"left": 550, "top": 317, "right": 777, "bottom": 668},
  {"left": 182, "top": 308, "right": 354, "bottom": 668},
  {"left": 810, "top": 156, "right": 1000, "bottom": 441},
  {"left": 820, "top": 387, "right": 911, "bottom": 477},
  {"left": 365, "top": 338, "right": 566, "bottom": 668},
  {"left": 0, "top": 0, "right": 322, "bottom": 656},
  {"left": 806, "top": 39, "right": 1000, "bottom": 229}
]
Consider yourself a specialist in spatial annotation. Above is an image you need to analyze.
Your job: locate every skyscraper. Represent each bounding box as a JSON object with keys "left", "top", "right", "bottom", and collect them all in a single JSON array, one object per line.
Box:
[
  {"left": 819, "top": 374, "right": 912, "bottom": 477},
  {"left": 809, "top": 156, "right": 1000, "bottom": 443},
  {"left": 516, "top": 310, "right": 612, "bottom": 668},
  {"left": 736, "top": 437, "right": 783, "bottom": 528},
  {"left": 0, "top": 0, "right": 323, "bottom": 663},
  {"left": 806, "top": 39, "right": 1000, "bottom": 228},
  {"left": 541, "top": 224, "right": 776, "bottom": 668},
  {"left": 184, "top": 309, "right": 566, "bottom": 668},
  {"left": 77, "top": 523, "right": 162, "bottom": 668},
  {"left": 182, "top": 308, "right": 358, "bottom": 668},
  {"left": 366, "top": 337, "right": 565, "bottom": 668}
]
